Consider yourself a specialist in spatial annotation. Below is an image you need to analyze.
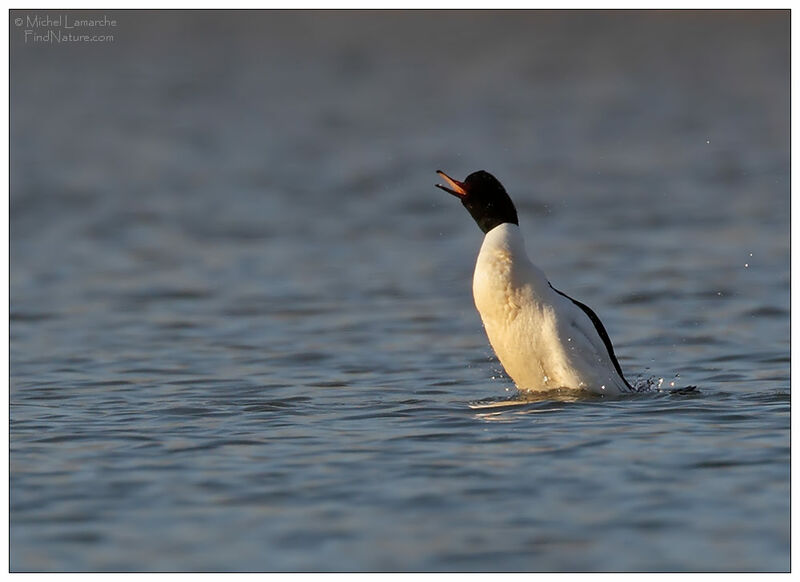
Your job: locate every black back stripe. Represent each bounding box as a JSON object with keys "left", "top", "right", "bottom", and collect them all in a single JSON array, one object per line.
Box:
[{"left": 549, "top": 283, "right": 632, "bottom": 389}]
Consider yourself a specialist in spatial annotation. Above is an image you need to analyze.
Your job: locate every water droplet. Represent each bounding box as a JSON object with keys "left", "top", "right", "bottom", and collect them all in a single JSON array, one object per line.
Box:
[{"left": 744, "top": 263, "right": 749, "bottom": 268}]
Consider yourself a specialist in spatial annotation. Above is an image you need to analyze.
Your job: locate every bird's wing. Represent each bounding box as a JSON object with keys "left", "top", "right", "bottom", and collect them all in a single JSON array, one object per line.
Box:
[{"left": 548, "top": 283, "right": 631, "bottom": 389}]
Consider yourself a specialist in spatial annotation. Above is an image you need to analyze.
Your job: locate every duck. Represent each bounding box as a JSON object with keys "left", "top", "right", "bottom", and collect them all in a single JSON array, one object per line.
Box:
[{"left": 436, "top": 169, "right": 632, "bottom": 395}]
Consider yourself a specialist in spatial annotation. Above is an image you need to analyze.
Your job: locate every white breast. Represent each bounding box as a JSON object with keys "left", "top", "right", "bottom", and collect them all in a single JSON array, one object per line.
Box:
[{"left": 472, "top": 223, "right": 629, "bottom": 394}]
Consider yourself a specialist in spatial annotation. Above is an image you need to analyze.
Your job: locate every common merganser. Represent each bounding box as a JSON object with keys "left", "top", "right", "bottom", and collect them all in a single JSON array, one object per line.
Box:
[{"left": 436, "top": 169, "right": 632, "bottom": 395}]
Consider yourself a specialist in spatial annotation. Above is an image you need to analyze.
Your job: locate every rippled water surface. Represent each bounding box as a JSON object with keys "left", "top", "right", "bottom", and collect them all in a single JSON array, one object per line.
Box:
[{"left": 11, "top": 11, "right": 789, "bottom": 572}]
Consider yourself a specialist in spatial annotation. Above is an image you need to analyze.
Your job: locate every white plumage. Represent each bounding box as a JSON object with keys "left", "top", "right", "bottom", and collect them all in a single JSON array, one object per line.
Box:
[{"left": 473, "top": 223, "right": 630, "bottom": 394}]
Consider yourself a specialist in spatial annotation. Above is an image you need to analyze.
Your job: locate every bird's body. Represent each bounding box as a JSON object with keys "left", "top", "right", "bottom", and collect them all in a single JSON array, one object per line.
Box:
[
  {"left": 436, "top": 169, "right": 632, "bottom": 395},
  {"left": 473, "top": 223, "right": 630, "bottom": 394}
]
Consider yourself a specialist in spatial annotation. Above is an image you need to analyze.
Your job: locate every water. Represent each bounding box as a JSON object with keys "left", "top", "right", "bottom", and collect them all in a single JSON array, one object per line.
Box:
[{"left": 10, "top": 11, "right": 789, "bottom": 572}]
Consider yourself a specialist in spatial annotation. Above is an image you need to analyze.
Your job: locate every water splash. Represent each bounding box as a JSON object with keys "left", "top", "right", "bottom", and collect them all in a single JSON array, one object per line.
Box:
[{"left": 630, "top": 373, "right": 698, "bottom": 395}]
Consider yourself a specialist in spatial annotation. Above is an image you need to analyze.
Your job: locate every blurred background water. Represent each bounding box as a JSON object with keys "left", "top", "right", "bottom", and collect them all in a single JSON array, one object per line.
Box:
[{"left": 10, "top": 10, "right": 789, "bottom": 572}]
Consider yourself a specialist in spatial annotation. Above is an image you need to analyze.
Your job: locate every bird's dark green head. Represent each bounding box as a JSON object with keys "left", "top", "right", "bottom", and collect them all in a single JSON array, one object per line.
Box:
[{"left": 436, "top": 170, "right": 518, "bottom": 234}]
